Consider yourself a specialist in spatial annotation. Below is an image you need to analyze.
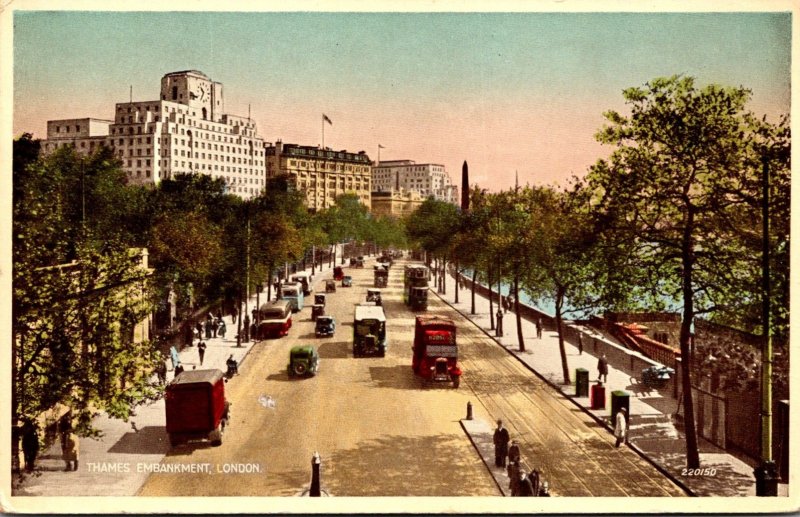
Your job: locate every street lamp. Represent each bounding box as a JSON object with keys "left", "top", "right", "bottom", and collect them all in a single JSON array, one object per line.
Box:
[{"left": 754, "top": 153, "right": 778, "bottom": 496}]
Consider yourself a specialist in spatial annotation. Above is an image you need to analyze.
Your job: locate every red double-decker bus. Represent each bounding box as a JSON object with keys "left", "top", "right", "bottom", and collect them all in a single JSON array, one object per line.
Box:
[{"left": 412, "top": 315, "right": 461, "bottom": 388}]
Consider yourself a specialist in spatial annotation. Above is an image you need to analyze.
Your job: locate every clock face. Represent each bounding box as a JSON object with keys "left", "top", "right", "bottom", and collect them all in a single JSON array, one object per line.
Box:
[{"left": 198, "top": 85, "right": 206, "bottom": 101}]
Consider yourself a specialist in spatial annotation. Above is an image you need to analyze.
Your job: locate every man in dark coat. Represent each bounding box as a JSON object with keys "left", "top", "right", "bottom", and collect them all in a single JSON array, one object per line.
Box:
[
  {"left": 507, "top": 460, "right": 521, "bottom": 496},
  {"left": 198, "top": 341, "right": 207, "bottom": 366},
  {"left": 21, "top": 421, "right": 40, "bottom": 472},
  {"left": 517, "top": 471, "right": 534, "bottom": 496},
  {"left": 493, "top": 419, "right": 510, "bottom": 468},
  {"left": 597, "top": 353, "right": 609, "bottom": 383},
  {"left": 508, "top": 439, "right": 521, "bottom": 465}
]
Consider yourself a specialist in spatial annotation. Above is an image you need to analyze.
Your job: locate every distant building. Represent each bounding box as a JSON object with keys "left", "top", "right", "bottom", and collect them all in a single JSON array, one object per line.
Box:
[
  {"left": 42, "top": 70, "right": 267, "bottom": 199},
  {"left": 370, "top": 189, "right": 425, "bottom": 218},
  {"left": 372, "top": 160, "right": 458, "bottom": 204},
  {"left": 265, "top": 140, "right": 372, "bottom": 211}
]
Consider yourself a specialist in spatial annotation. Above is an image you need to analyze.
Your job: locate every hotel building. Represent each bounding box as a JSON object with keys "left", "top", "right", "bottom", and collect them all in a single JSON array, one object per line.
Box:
[
  {"left": 265, "top": 140, "right": 372, "bottom": 211},
  {"left": 372, "top": 160, "right": 458, "bottom": 204},
  {"left": 42, "top": 70, "right": 267, "bottom": 199}
]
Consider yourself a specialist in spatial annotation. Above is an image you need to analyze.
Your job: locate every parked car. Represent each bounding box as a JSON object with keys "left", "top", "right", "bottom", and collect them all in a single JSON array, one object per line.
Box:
[
  {"left": 287, "top": 346, "right": 320, "bottom": 377},
  {"left": 165, "top": 369, "right": 231, "bottom": 447},
  {"left": 315, "top": 315, "right": 336, "bottom": 338}
]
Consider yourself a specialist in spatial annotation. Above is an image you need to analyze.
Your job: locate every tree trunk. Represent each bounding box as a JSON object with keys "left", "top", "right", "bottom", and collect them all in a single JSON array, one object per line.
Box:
[
  {"left": 471, "top": 269, "right": 477, "bottom": 315},
  {"left": 454, "top": 259, "right": 459, "bottom": 304},
  {"left": 514, "top": 273, "right": 524, "bottom": 352},
  {"left": 680, "top": 209, "right": 701, "bottom": 468},
  {"left": 442, "top": 259, "right": 447, "bottom": 295},
  {"left": 556, "top": 286, "right": 570, "bottom": 385},
  {"left": 488, "top": 265, "right": 495, "bottom": 330}
]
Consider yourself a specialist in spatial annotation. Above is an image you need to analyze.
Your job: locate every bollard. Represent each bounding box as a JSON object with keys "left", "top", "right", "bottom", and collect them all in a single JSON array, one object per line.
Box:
[
  {"left": 310, "top": 451, "right": 321, "bottom": 497},
  {"left": 466, "top": 401, "right": 473, "bottom": 420}
]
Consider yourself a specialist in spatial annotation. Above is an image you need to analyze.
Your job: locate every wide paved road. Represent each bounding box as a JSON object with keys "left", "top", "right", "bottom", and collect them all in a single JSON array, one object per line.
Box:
[
  {"left": 138, "top": 258, "right": 498, "bottom": 496},
  {"left": 138, "top": 257, "right": 684, "bottom": 497}
]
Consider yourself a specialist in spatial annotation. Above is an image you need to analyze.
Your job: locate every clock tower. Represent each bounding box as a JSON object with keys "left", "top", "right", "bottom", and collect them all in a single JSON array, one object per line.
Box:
[{"left": 160, "top": 70, "right": 223, "bottom": 122}]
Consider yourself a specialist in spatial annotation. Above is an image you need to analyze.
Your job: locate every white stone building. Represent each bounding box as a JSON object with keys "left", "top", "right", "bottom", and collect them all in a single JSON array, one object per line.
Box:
[
  {"left": 42, "top": 70, "right": 267, "bottom": 199},
  {"left": 372, "top": 160, "right": 458, "bottom": 204}
]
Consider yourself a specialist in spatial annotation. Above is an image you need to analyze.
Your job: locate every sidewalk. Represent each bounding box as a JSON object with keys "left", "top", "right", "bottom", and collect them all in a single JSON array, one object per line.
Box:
[
  {"left": 12, "top": 250, "right": 351, "bottom": 497},
  {"left": 433, "top": 269, "right": 777, "bottom": 498}
]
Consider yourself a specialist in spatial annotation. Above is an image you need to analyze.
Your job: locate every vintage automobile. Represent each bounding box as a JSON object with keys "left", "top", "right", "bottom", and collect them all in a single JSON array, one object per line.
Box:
[
  {"left": 325, "top": 280, "right": 337, "bottom": 293},
  {"left": 280, "top": 283, "right": 304, "bottom": 312},
  {"left": 333, "top": 266, "right": 344, "bottom": 281},
  {"left": 290, "top": 272, "right": 313, "bottom": 296},
  {"left": 311, "top": 304, "right": 325, "bottom": 321},
  {"left": 355, "top": 258, "right": 365, "bottom": 268},
  {"left": 641, "top": 365, "right": 675, "bottom": 389},
  {"left": 403, "top": 264, "right": 429, "bottom": 305},
  {"left": 349, "top": 258, "right": 357, "bottom": 266},
  {"left": 353, "top": 303, "right": 387, "bottom": 357},
  {"left": 409, "top": 286, "right": 428, "bottom": 311},
  {"left": 314, "top": 293, "right": 326, "bottom": 307},
  {"left": 412, "top": 315, "right": 461, "bottom": 388},
  {"left": 287, "top": 346, "right": 320, "bottom": 377},
  {"left": 165, "top": 369, "right": 231, "bottom": 447},
  {"left": 255, "top": 300, "right": 293, "bottom": 339},
  {"left": 366, "top": 288, "right": 383, "bottom": 306},
  {"left": 342, "top": 275, "right": 353, "bottom": 287},
  {"left": 315, "top": 315, "right": 336, "bottom": 338},
  {"left": 374, "top": 267, "right": 388, "bottom": 288}
]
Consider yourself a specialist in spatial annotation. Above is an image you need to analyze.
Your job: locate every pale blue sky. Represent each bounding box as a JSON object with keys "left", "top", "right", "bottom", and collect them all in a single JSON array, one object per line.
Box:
[{"left": 13, "top": 11, "right": 792, "bottom": 189}]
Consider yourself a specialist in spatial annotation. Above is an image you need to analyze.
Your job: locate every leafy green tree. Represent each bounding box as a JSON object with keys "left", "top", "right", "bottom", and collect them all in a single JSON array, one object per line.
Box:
[
  {"left": 405, "top": 198, "right": 461, "bottom": 292},
  {"left": 586, "top": 75, "right": 779, "bottom": 468}
]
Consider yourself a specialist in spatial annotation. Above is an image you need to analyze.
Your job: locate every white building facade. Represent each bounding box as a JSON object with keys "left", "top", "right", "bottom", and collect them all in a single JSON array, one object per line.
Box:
[
  {"left": 42, "top": 70, "right": 267, "bottom": 199},
  {"left": 372, "top": 160, "right": 458, "bottom": 204}
]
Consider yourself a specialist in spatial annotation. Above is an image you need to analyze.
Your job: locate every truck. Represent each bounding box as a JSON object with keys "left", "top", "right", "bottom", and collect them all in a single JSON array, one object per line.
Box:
[
  {"left": 353, "top": 303, "right": 387, "bottom": 357},
  {"left": 165, "top": 369, "right": 231, "bottom": 447}
]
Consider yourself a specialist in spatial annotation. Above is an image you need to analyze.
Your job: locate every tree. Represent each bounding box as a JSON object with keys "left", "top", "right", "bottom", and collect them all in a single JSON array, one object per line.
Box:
[
  {"left": 586, "top": 75, "right": 777, "bottom": 469},
  {"left": 405, "top": 198, "right": 461, "bottom": 293}
]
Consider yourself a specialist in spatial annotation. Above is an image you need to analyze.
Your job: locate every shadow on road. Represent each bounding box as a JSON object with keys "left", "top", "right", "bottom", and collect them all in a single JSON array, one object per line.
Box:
[
  {"left": 325, "top": 433, "right": 499, "bottom": 496},
  {"left": 108, "top": 426, "right": 170, "bottom": 455},
  {"left": 368, "top": 365, "right": 424, "bottom": 390},
  {"left": 317, "top": 340, "right": 351, "bottom": 359}
]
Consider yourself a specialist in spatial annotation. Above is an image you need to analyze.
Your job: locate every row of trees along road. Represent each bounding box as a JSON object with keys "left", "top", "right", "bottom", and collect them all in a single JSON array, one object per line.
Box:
[
  {"left": 12, "top": 136, "right": 407, "bottom": 437},
  {"left": 405, "top": 76, "right": 789, "bottom": 469}
]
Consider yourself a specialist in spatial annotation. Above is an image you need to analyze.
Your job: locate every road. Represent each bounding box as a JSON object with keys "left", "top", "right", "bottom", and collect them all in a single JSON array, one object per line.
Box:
[
  {"left": 138, "top": 258, "right": 499, "bottom": 496},
  {"left": 138, "top": 257, "right": 684, "bottom": 497}
]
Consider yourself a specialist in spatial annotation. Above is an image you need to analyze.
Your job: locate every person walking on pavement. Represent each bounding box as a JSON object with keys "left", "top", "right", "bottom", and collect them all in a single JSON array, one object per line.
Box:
[
  {"left": 597, "top": 353, "right": 609, "bottom": 383},
  {"left": 507, "top": 460, "right": 521, "bottom": 496},
  {"left": 536, "top": 318, "right": 543, "bottom": 339},
  {"left": 218, "top": 319, "right": 227, "bottom": 339},
  {"left": 60, "top": 424, "right": 79, "bottom": 471},
  {"left": 211, "top": 317, "right": 218, "bottom": 338},
  {"left": 231, "top": 306, "right": 238, "bottom": 324},
  {"left": 508, "top": 439, "right": 521, "bottom": 465},
  {"left": 205, "top": 316, "right": 213, "bottom": 339},
  {"left": 614, "top": 407, "right": 629, "bottom": 447},
  {"left": 493, "top": 419, "right": 510, "bottom": 468},
  {"left": 194, "top": 321, "right": 203, "bottom": 343},
  {"left": 496, "top": 308, "right": 504, "bottom": 337},
  {"left": 174, "top": 363, "right": 185, "bottom": 377},
  {"left": 578, "top": 333, "right": 584, "bottom": 355},
  {"left": 21, "top": 420, "right": 39, "bottom": 473},
  {"left": 243, "top": 314, "right": 251, "bottom": 342},
  {"left": 156, "top": 360, "right": 167, "bottom": 385},
  {"left": 198, "top": 341, "right": 207, "bottom": 366}
]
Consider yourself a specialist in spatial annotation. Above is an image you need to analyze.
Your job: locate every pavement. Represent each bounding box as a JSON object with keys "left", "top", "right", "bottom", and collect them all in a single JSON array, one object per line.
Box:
[
  {"left": 433, "top": 268, "right": 788, "bottom": 498},
  {"left": 11, "top": 247, "right": 349, "bottom": 497}
]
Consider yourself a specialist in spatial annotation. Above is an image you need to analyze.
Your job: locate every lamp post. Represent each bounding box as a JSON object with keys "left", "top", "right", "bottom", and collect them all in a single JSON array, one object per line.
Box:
[{"left": 754, "top": 153, "right": 778, "bottom": 496}]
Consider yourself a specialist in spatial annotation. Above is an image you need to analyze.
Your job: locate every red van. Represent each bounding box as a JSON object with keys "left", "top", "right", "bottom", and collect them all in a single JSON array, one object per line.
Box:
[{"left": 165, "top": 369, "right": 231, "bottom": 447}]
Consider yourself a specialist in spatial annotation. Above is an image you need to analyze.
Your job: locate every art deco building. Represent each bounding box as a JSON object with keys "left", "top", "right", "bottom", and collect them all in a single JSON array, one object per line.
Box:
[
  {"left": 42, "top": 70, "right": 267, "bottom": 199},
  {"left": 372, "top": 159, "right": 458, "bottom": 204},
  {"left": 265, "top": 140, "right": 372, "bottom": 211}
]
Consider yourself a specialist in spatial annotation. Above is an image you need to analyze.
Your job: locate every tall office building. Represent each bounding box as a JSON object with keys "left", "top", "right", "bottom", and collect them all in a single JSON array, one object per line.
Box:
[
  {"left": 42, "top": 70, "right": 267, "bottom": 199},
  {"left": 372, "top": 160, "right": 458, "bottom": 204},
  {"left": 265, "top": 140, "right": 372, "bottom": 211}
]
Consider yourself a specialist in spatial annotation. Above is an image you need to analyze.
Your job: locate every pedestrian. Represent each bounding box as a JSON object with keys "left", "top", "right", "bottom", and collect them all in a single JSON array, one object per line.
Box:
[
  {"left": 216, "top": 308, "right": 223, "bottom": 321},
  {"left": 184, "top": 321, "right": 193, "bottom": 347},
  {"left": 21, "top": 420, "right": 39, "bottom": 473},
  {"left": 614, "top": 407, "right": 628, "bottom": 447},
  {"left": 578, "top": 333, "right": 584, "bottom": 355},
  {"left": 529, "top": 469, "right": 541, "bottom": 496},
  {"left": 61, "top": 425, "right": 79, "bottom": 471},
  {"left": 493, "top": 419, "right": 510, "bottom": 468},
  {"left": 517, "top": 470, "right": 534, "bottom": 496},
  {"left": 508, "top": 439, "right": 521, "bottom": 465},
  {"left": 231, "top": 306, "right": 238, "bottom": 324},
  {"left": 156, "top": 360, "right": 167, "bottom": 385},
  {"left": 174, "top": 363, "right": 185, "bottom": 377},
  {"left": 226, "top": 354, "right": 239, "bottom": 376},
  {"left": 198, "top": 341, "right": 207, "bottom": 366},
  {"left": 212, "top": 317, "right": 218, "bottom": 338},
  {"left": 218, "top": 319, "right": 227, "bottom": 339},
  {"left": 536, "top": 318, "right": 543, "bottom": 339},
  {"left": 243, "top": 314, "right": 251, "bottom": 342},
  {"left": 507, "top": 460, "right": 521, "bottom": 496},
  {"left": 597, "top": 353, "right": 609, "bottom": 383},
  {"left": 496, "top": 308, "right": 504, "bottom": 337},
  {"left": 205, "top": 317, "right": 212, "bottom": 339}
]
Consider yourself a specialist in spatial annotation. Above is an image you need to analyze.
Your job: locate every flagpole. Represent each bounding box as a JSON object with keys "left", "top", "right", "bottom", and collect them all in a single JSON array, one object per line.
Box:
[{"left": 322, "top": 115, "right": 325, "bottom": 149}]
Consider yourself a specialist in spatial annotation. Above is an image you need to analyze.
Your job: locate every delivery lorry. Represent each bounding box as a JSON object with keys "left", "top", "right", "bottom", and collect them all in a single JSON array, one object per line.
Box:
[{"left": 165, "top": 369, "right": 231, "bottom": 447}]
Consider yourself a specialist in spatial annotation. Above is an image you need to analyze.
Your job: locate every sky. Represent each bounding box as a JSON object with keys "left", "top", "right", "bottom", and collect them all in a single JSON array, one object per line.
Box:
[{"left": 10, "top": 7, "right": 792, "bottom": 191}]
